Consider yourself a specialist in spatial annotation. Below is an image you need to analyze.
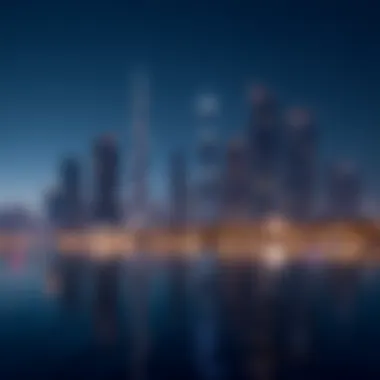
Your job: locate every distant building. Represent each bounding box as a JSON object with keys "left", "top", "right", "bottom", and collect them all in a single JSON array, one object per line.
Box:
[
  {"left": 284, "top": 108, "right": 316, "bottom": 221},
  {"left": 169, "top": 150, "right": 187, "bottom": 226},
  {"left": 194, "top": 93, "right": 221, "bottom": 224},
  {"left": 223, "top": 137, "right": 250, "bottom": 220},
  {"left": 0, "top": 204, "right": 33, "bottom": 231},
  {"left": 129, "top": 70, "right": 150, "bottom": 226},
  {"left": 196, "top": 130, "right": 221, "bottom": 224},
  {"left": 328, "top": 162, "right": 362, "bottom": 219},
  {"left": 60, "top": 157, "right": 82, "bottom": 228},
  {"left": 45, "top": 188, "right": 64, "bottom": 227},
  {"left": 93, "top": 134, "right": 120, "bottom": 224},
  {"left": 248, "top": 86, "right": 280, "bottom": 217}
]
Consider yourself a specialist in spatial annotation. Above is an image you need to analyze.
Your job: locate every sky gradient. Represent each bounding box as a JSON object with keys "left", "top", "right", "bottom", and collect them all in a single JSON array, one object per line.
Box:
[{"left": 0, "top": 0, "right": 379, "bottom": 215}]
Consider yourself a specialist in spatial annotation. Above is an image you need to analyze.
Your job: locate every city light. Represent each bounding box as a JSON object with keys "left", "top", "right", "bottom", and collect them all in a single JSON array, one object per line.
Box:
[{"left": 261, "top": 242, "right": 287, "bottom": 270}]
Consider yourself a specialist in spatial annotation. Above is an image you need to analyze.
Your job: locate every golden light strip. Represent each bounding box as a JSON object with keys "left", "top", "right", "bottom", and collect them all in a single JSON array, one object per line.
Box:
[{"left": 0, "top": 222, "right": 379, "bottom": 263}]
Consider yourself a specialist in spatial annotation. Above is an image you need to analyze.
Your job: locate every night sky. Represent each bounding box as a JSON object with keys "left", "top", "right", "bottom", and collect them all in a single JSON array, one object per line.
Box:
[{"left": 0, "top": 0, "right": 379, "bottom": 215}]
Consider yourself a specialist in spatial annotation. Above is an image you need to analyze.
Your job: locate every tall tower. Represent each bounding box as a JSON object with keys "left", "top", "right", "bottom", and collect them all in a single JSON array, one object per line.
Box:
[
  {"left": 60, "top": 157, "right": 82, "bottom": 228},
  {"left": 129, "top": 70, "right": 150, "bottom": 227},
  {"left": 328, "top": 162, "right": 362, "bottom": 220},
  {"left": 93, "top": 134, "right": 120, "bottom": 224},
  {"left": 168, "top": 150, "right": 187, "bottom": 227},
  {"left": 195, "top": 94, "right": 221, "bottom": 224},
  {"left": 284, "top": 108, "right": 316, "bottom": 221},
  {"left": 248, "top": 86, "right": 280, "bottom": 218},
  {"left": 45, "top": 187, "right": 64, "bottom": 227},
  {"left": 223, "top": 137, "right": 250, "bottom": 220}
]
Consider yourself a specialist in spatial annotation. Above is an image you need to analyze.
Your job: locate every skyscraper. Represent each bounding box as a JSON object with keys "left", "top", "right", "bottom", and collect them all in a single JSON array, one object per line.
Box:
[
  {"left": 328, "top": 162, "right": 362, "bottom": 220},
  {"left": 60, "top": 157, "right": 82, "bottom": 227},
  {"left": 284, "top": 108, "right": 316, "bottom": 221},
  {"left": 169, "top": 150, "right": 187, "bottom": 226},
  {"left": 195, "top": 94, "right": 221, "bottom": 224},
  {"left": 45, "top": 187, "right": 64, "bottom": 227},
  {"left": 196, "top": 129, "right": 221, "bottom": 224},
  {"left": 248, "top": 86, "right": 280, "bottom": 218},
  {"left": 223, "top": 137, "right": 250, "bottom": 220},
  {"left": 129, "top": 70, "right": 149, "bottom": 227},
  {"left": 93, "top": 134, "right": 120, "bottom": 224}
]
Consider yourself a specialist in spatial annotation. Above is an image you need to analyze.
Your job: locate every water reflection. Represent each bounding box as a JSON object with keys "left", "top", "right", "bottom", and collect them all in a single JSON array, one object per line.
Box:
[
  {"left": 1, "top": 250, "right": 380, "bottom": 379},
  {"left": 192, "top": 252, "right": 224, "bottom": 380},
  {"left": 93, "top": 259, "right": 121, "bottom": 344},
  {"left": 149, "top": 257, "right": 194, "bottom": 380},
  {"left": 129, "top": 254, "right": 152, "bottom": 380},
  {"left": 54, "top": 254, "right": 86, "bottom": 311}
]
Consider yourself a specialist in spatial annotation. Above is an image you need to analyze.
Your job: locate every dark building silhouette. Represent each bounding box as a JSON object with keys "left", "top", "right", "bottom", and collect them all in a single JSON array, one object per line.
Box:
[
  {"left": 248, "top": 87, "right": 280, "bottom": 217},
  {"left": 0, "top": 205, "right": 33, "bottom": 231},
  {"left": 93, "top": 135, "right": 120, "bottom": 224},
  {"left": 223, "top": 137, "right": 250, "bottom": 220},
  {"left": 285, "top": 108, "right": 316, "bottom": 221},
  {"left": 169, "top": 150, "right": 188, "bottom": 226},
  {"left": 60, "top": 157, "right": 82, "bottom": 227},
  {"left": 45, "top": 188, "right": 64, "bottom": 227},
  {"left": 328, "top": 162, "right": 362, "bottom": 219}
]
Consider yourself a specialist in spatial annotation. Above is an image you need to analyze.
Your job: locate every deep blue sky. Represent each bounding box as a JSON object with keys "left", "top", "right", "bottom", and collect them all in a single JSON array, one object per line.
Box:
[{"left": 0, "top": 0, "right": 379, "bottom": 214}]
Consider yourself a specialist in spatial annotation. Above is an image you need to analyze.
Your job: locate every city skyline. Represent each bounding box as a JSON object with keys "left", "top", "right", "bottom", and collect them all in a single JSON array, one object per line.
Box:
[
  {"left": 1, "top": 82, "right": 379, "bottom": 219},
  {"left": 1, "top": 4, "right": 380, "bottom": 380},
  {"left": 1, "top": 82, "right": 379, "bottom": 218},
  {"left": 0, "top": 1, "right": 379, "bottom": 216}
]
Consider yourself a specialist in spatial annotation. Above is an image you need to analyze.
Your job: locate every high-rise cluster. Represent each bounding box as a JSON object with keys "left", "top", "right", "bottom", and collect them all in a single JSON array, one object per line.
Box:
[
  {"left": 46, "top": 134, "right": 121, "bottom": 228},
  {"left": 45, "top": 84, "right": 364, "bottom": 228},
  {"left": 220, "top": 85, "right": 362, "bottom": 222}
]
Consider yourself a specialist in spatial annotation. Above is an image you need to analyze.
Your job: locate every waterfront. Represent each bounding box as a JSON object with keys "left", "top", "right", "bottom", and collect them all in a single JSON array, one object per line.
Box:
[
  {"left": 1, "top": 218, "right": 380, "bottom": 263},
  {"left": 1, "top": 251, "right": 380, "bottom": 379}
]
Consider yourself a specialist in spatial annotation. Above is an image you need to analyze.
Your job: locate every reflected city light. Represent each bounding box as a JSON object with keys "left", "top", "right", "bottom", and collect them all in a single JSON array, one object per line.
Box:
[
  {"left": 1, "top": 219, "right": 379, "bottom": 265},
  {"left": 261, "top": 242, "right": 287, "bottom": 270}
]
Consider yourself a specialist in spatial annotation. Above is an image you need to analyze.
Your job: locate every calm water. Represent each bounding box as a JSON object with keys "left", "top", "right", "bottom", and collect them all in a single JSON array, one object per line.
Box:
[{"left": 1, "top": 251, "right": 380, "bottom": 380}]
